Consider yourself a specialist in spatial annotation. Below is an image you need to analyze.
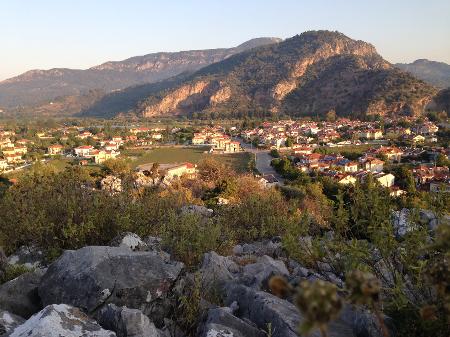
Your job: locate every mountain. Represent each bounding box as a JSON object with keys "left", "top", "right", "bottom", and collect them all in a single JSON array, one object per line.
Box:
[
  {"left": 137, "top": 31, "right": 437, "bottom": 119},
  {"left": 0, "top": 38, "right": 281, "bottom": 109},
  {"left": 396, "top": 59, "right": 450, "bottom": 88}
]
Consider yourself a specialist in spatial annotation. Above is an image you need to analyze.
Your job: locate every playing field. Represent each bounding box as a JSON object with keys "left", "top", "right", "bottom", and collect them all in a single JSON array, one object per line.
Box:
[{"left": 124, "top": 146, "right": 252, "bottom": 173}]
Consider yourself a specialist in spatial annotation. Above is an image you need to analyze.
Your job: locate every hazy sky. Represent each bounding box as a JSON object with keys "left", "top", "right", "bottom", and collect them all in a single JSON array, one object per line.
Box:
[{"left": 1, "top": 0, "right": 449, "bottom": 81}]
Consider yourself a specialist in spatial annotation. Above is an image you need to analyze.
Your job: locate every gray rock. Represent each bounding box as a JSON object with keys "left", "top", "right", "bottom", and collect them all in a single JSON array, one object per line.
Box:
[
  {"left": 7, "top": 246, "right": 44, "bottom": 269},
  {"left": 9, "top": 304, "right": 116, "bottom": 337},
  {"left": 241, "top": 255, "right": 289, "bottom": 289},
  {"left": 0, "top": 268, "right": 45, "bottom": 318},
  {"left": 109, "top": 233, "right": 148, "bottom": 252},
  {"left": 39, "top": 246, "right": 184, "bottom": 325},
  {"left": 339, "top": 305, "right": 389, "bottom": 337},
  {"left": 96, "top": 304, "right": 161, "bottom": 337},
  {"left": 225, "top": 283, "right": 355, "bottom": 337},
  {"left": 199, "top": 252, "right": 240, "bottom": 296},
  {"left": 198, "top": 307, "right": 265, "bottom": 337},
  {"left": 0, "top": 310, "right": 25, "bottom": 336},
  {"left": 180, "top": 205, "right": 213, "bottom": 217},
  {"left": 234, "top": 237, "right": 283, "bottom": 258}
]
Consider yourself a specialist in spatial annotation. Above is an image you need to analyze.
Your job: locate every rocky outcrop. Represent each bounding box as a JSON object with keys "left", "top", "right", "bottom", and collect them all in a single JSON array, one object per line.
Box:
[
  {"left": 96, "top": 304, "right": 162, "bottom": 337},
  {"left": 225, "top": 283, "right": 355, "bottom": 337},
  {"left": 142, "top": 81, "right": 211, "bottom": 116},
  {"left": 38, "top": 246, "right": 184, "bottom": 325},
  {"left": 0, "top": 268, "right": 45, "bottom": 318},
  {"left": 9, "top": 304, "right": 116, "bottom": 337},
  {"left": 209, "top": 86, "right": 232, "bottom": 106}
]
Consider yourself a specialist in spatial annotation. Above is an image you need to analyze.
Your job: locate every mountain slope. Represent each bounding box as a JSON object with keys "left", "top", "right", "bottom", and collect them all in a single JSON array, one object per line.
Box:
[
  {"left": 0, "top": 38, "right": 281, "bottom": 109},
  {"left": 138, "top": 31, "right": 437, "bottom": 118},
  {"left": 396, "top": 59, "right": 450, "bottom": 88}
]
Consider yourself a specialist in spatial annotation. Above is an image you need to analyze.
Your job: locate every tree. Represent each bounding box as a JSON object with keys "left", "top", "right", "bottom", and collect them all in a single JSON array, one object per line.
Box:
[{"left": 326, "top": 109, "right": 337, "bottom": 122}]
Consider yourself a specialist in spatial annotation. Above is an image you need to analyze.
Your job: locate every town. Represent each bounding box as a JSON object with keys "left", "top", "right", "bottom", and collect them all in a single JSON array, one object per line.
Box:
[{"left": 0, "top": 116, "right": 448, "bottom": 195}]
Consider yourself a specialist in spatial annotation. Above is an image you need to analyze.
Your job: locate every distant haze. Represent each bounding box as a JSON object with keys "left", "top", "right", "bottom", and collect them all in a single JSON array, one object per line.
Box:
[{"left": 1, "top": 0, "right": 450, "bottom": 81}]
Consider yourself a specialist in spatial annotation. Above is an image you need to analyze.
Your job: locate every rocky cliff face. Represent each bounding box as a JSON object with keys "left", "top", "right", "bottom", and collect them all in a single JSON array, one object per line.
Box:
[{"left": 139, "top": 31, "right": 436, "bottom": 118}]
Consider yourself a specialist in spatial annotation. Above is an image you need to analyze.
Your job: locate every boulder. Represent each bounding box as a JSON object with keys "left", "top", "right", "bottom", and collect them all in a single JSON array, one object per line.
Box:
[
  {"left": 225, "top": 283, "right": 355, "bottom": 337},
  {"left": 9, "top": 304, "right": 115, "bottom": 337},
  {"left": 96, "top": 304, "right": 161, "bottom": 337},
  {"left": 7, "top": 246, "right": 45, "bottom": 268},
  {"left": 233, "top": 237, "right": 283, "bottom": 258},
  {"left": 39, "top": 246, "right": 184, "bottom": 325},
  {"left": 0, "top": 268, "right": 45, "bottom": 318},
  {"left": 241, "top": 255, "right": 289, "bottom": 289},
  {"left": 0, "top": 310, "right": 25, "bottom": 336},
  {"left": 199, "top": 252, "right": 240, "bottom": 296},
  {"left": 198, "top": 307, "right": 265, "bottom": 337},
  {"left": 180, "top": 205, "right": 213, "bottom": 217},
  {"left": 109, "top": 233, "right": 148, "bottom": 252},
  {"left": 339, "top": 305, "right": 390, "bottom": 337},
  {"left": 101, "top": 176, "right": 122, "bottom": 195}
]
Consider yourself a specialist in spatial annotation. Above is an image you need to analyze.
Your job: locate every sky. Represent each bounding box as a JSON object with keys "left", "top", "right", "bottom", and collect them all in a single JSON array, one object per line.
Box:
[{"left": 1, "top": 0, "right": 449, "bottom": 81}]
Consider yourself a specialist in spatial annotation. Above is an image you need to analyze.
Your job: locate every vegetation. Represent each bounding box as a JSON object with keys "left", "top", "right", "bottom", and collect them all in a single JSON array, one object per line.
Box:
[{"left": 0, "top": 153, "right": 448, "bottom": 336}]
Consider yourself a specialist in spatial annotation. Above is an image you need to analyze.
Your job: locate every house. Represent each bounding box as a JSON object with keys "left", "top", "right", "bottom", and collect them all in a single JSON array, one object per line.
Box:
[
  {"left": 336, "top": 174, "right": 356, "bottom": 185},
  {"left": 77, "top": 131, "right": 93, "bottom": 139},
  {"left": 0, "top": 138, "right": 13, "bottom": 149},
  {"left": 374, "top": 173, "right": 396, "bottom": 188},
  {"left": 74, "top": 145, "right": 94, "bottom": 157},
  {"left": 224, "top": 141, "right": 240, "bottom": 153},
  {"left": 4, "top": 153, "right": 23, "bottom": 164},
  {"left": 334, "top": 159, "right": 358, "bottom": 172},
  {"left": 91, "top": 150, "right": 119, "bottom": 164},
  {"left": 48, "top": 144, "right": 64, "bottom": 155},
  {"left": 164, "top": 162, "right": 197, "bottom": 180},
  {"left": 104, "top": 142, "right": 120, "bottom": 151},
  {"left": 259, "top": 174, "right": 280, "bottom": 188},
  {"left": 376, "top": 147, "right": 403, "bottom": 162},
  {"left": 151, "top": 133, "right": 163, "bottom": 140},
  {"left": 360, "top": 157, "right": 384, "bottom": 173},
  {"left": 357, "top": 129, "right": 383, "bottom": 140},
  {"left": 13, "top": 145, "right": 27, "bottom": 155}
]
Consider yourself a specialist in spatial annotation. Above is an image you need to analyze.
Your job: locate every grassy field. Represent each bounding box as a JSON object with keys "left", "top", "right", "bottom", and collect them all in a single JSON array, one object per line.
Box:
[{"left": 123, "top": 146, "right": 252, "bottom": 173}]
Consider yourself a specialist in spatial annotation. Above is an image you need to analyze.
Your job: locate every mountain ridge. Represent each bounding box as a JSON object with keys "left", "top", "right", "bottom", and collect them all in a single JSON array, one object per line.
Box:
[
  {"left": 136, "top": 31, "right": 437, "bottom": 119},
  {"left": 0, "top": 37, "right": 282, "bottom": 108},
  {"left": 395, "top": 59, "right": 450, "bottom": 88}
]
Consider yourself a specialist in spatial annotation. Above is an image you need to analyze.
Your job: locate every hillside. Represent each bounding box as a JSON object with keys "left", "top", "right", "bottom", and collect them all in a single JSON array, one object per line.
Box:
[
  {"left": 396, "top": 59, "right": 450, "bottom": 88},
  {"left": 0, "top": 37, "right": 281, "bottom": 109},
  {"left": 138, "top": 31, "right": 437, "bottom": 119}
]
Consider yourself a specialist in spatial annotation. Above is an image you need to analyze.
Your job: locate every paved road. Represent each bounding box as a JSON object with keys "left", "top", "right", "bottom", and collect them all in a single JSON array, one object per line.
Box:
[{"left": 235, "top": 138, "right": 284, "bottom": 183}]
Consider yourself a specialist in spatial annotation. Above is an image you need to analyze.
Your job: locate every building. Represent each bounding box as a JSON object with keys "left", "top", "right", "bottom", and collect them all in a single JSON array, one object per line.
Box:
[
  {"left": 164, "top": 162, "right": 197, "bottom": 180},
  {"left": 48, "top": 144, "right": 64, "bottom": 155},
  {"left": 4, "top": 153, "right": 23, "bottom": 164},
  {"left": 259, "top": 174, "right": 280, "bottom": 188},
  {"left": 360, "top": 157, "right": 384, "bottom": 173},
  {"left": 74, "top": 145, "right": 94, "bottom": 157},
  {"left": 91, "top": 150, "right": 119, "bottom": 164}
]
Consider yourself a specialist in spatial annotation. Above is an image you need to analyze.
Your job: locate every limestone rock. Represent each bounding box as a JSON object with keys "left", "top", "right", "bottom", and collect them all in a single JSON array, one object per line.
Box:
[
  {"left": 0, "top": 268, "right": 45, "bottom": 318},
  {"left": 39, "top": 246, "right": 183, "bottom": 324},
  {"left": 9, "top": 304, "right": 116, "bottom": 337}
]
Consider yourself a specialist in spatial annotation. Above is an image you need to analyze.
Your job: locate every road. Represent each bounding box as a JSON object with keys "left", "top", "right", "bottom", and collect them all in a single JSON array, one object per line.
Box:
[{"left": 235, "top": 138, "right": 284, "bottom": 184}]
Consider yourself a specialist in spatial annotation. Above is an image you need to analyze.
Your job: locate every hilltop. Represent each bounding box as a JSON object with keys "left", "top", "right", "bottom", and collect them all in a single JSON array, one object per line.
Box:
[{"left": 137, "top": 31, "right": 437, "bottom": 119}]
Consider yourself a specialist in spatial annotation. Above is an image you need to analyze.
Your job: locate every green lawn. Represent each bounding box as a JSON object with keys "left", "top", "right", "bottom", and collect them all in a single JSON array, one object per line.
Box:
[{"left": 123, "top": 146, "right": 251, "bottom": 173}]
